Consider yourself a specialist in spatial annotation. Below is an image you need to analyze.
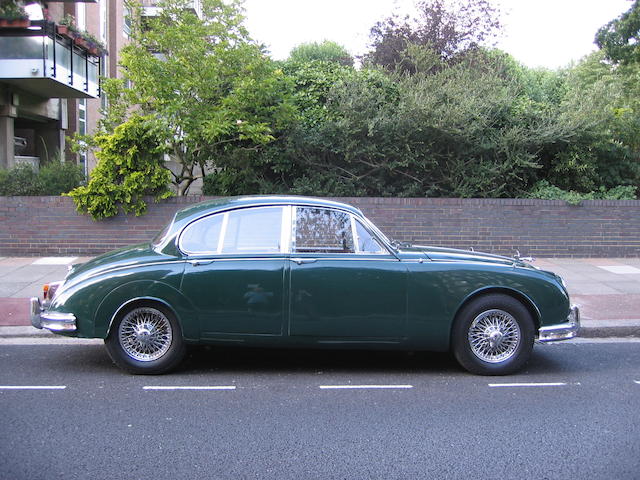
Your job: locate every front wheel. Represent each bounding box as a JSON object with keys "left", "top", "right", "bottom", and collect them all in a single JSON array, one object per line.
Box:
[
  {"left": 452, "top": 294, "right": 534, "bottom": 375},
  {"left": 105, "top": 304, "right": 186, "bottom": 374}
]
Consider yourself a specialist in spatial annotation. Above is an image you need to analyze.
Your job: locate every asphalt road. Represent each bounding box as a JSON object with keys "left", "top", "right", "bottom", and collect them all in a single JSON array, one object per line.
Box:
[{"left": 1, "top": 341, "right": 639, "bottom": 480}]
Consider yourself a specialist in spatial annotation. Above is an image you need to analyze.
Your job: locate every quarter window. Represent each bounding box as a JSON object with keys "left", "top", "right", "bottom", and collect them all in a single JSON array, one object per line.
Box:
[
  {"left": 294, "top": 208, "right": 355, "bottom": 254},
  {"left": 354, "top": 220, "right": 386, "bottom": 254}
]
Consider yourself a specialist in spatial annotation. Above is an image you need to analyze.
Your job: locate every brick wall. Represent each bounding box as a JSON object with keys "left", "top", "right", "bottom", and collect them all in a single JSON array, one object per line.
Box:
[{"left": 1, "top": 196, "right": 639, "bottom": 257}]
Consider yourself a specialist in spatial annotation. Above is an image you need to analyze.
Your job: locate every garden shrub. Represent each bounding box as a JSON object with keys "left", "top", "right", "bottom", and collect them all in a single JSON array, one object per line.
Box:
[
  {"left": 527, "top": 180, "right": 637, "bottom": 205},
  {"left": 67, "top": 115, "right": 173, "bottom": 220},
  {"left": 0, "top": 159, "right": 84, "bottom": 196}
]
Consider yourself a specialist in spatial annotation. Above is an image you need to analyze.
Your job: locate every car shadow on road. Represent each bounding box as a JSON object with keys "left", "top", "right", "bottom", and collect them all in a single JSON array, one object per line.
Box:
[
  {"left": 31, "top": 341, "right": 623, "bottom": 379},
  {"left": 179, "top": 346, "right": 463, "bottom": 376}
]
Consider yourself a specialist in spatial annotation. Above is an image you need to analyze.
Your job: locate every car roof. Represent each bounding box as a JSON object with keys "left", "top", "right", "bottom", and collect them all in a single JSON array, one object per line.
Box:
[{"left": 173, "top": 196, "right": 363, "bottom": 224}]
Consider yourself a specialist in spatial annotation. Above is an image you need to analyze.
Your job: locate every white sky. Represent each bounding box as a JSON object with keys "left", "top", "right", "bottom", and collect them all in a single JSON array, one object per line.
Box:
[{"left": 243, "top": 0, "right": 633, "bottom": 69}]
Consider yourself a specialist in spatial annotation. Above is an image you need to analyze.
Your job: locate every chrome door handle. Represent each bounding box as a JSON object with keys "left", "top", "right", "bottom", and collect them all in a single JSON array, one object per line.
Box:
[
  {"left": 290, "top": 258, "right": 318, "bottom": 265},
  {"left": 188, "top": 259, "right": 214, "bottom": 267}
]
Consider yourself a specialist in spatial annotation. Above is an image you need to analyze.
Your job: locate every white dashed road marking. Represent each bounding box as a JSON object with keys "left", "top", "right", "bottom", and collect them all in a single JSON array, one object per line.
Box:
[
  {"left": 319, "top": 385, "right": 413, "bottom": 390},
  {"left": 143, "top": 386, "right": 236, "bottom": 390},
  {"left": 488, "top": 382, "right": 578, "bottom": 388},
  {"left": 0, "top": 385, "right": 67, "bottom": 390}
]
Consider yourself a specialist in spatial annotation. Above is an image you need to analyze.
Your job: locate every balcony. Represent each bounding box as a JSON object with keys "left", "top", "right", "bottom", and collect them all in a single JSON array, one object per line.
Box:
[{"left": 0, "top": 20, "right": 101, "bottom": 99}]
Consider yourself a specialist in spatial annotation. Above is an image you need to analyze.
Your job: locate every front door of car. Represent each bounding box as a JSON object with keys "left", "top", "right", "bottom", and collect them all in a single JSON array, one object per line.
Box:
[
  {"left": 179, "top": 206, "right": 288, "bottom": 337},
  {"left": 288, "top": 207, "right": 407, "bottom": 340}
]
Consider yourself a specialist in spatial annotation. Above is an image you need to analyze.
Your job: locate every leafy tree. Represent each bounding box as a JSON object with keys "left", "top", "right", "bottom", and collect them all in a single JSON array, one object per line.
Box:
[
  {"left": 204, "top": 60, "right": 362, "bottom": 194},
  {"left": 67, "top": 115, "right": 173, "bottom": 219},
  {"left": 93, "top": 0, "right": 294, "bottom": 196},
  {"left": 289, "top": 41, "right": 354, "bottom": 66},
  {"left": 595, "top": 0, "right": 640, "bottom": 65},
  {"left": 363, "top": 0, "right": 502, "bottom": 73},
  {"left": 207, "top": 48, "right": 552, "bottom": 198},
  {"left": 530, "top": 51, "right": 637, "bottom": 194}
]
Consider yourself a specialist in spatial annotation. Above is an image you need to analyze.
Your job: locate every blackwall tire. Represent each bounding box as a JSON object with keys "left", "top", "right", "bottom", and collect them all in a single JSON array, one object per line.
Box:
[
  {"left": 105, "top": 304, "right": 186, "bottom": 375},
  {"left": 452, "top": 294, "right": 535, "bottom": 376}
]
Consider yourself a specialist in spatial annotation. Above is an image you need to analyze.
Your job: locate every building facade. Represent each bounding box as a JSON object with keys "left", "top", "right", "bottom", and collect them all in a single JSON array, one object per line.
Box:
[
  {"left": 1, "top": 0, "right": 202, "bottom": 178},
  {"left": 0, "top": 0, "right": 104, "bottom": 174}
]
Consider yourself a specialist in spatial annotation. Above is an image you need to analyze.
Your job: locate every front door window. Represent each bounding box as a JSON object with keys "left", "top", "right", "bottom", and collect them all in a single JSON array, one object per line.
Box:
[{"left": 294, "top": 207, "right": 354, "bottom": 254}]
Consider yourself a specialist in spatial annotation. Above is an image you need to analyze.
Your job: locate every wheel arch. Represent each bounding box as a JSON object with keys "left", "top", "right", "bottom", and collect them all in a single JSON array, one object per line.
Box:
[
  {"left": 450, "top": 287, "right": 541, "bottom": 346},
  {"left": 106, "top": 297, "right": 182, "bottom": 339},
  {"left": 93, "top": 280, "right": 197, "bottom": 340}
]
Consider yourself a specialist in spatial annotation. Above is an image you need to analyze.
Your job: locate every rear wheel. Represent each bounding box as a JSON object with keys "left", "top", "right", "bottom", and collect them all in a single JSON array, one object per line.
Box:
[
  {"left": 452, "top": 294, "right": 534, "bottom": 375},
  {"left": 105, "top": 304, "right": 186, "bottom": 374}
]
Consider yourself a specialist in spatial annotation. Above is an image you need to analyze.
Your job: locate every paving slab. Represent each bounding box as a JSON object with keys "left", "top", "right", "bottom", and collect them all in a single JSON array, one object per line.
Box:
[{"left": 0, "top": 298, "right": 31, "bottom": 326}]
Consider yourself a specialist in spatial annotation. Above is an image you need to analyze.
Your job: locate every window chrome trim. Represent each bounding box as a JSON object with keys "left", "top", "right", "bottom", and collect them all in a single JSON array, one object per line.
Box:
[
  {"left": 217, "top": 212, "right": 229, "bottom": 254},
  {"left": 280, "top": 205, "right": 292, "bottom": 254},
  {"left": 350, "top": 215, "right": 359, "bottom": 253},
  {"left": 290, "top": 257, "right": 398, "bottom": 262}
]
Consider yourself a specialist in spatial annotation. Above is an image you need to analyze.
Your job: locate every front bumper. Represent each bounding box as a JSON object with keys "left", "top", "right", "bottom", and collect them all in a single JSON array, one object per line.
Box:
[
  {"left": 30, "top": 297, "right": 77, "bottom": 332},
  {"left": 537, "top": 305, "right": 580, "bottom": 342}
]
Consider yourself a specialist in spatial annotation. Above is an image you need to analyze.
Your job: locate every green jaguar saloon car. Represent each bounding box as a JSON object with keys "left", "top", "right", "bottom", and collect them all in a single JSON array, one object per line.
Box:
[{"left": 31, "top": 196, "right": 579, "bottom": 375}]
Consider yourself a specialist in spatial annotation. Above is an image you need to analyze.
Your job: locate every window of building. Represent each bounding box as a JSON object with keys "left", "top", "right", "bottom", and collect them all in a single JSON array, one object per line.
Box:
[
  {"left": 76, "top": 3, "right": 86, "bottom": 30},
  {"left": 123, "top": 5, "right": 132, "bottom": 37},
  {"left": 99, "top": 0, "right": 107, "bottom": 43},
  {"left": 78, "top": 98, "right": 87, "bottom": 176}
]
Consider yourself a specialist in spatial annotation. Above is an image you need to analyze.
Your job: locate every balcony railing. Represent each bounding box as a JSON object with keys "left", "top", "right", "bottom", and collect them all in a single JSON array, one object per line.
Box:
[{"left": 0, "top": 20, "right": 102, "bottom": 99}]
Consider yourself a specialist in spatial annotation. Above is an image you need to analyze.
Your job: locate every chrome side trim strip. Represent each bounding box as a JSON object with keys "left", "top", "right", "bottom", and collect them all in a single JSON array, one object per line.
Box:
[{"left": 65, "top": 260, "right": 186, "bottom": 288}]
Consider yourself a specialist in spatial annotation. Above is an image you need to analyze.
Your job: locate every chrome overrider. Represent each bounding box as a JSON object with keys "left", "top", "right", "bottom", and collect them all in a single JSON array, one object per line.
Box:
[
  {"left": 30, "top": 297, "right": 77, "bottom": 332},
  {"left": 537, "top": 305, "right": 580, "bottom": 342}
]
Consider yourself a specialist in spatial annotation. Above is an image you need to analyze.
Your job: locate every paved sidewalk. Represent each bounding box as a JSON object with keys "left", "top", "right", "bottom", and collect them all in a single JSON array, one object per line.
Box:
[{"left": 0, "top": 256, "right": 638, "bottom": 337}]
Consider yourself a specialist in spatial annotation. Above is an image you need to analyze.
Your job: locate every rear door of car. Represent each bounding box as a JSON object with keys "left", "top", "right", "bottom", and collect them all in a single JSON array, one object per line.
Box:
[
  {"left": 287, "top": 206, "right": 407, "bottom": 341},
  {"left": 179, "top": 206, "right": 288, "bottom": 337}
]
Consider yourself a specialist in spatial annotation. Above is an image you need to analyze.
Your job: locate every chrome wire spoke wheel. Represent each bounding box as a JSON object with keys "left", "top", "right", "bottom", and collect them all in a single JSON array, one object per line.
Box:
[
  {"left": 467, "top": 309, "right": 521, "bottom": 363},
  {"left": 118, "top": 307, "right": 173, "bottom": 362}
]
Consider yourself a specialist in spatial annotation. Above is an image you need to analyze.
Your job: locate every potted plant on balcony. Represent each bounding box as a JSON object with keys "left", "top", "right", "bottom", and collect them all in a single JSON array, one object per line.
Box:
[
  {"left": 0, "top": 1, "right": 30, "bottom": 28},
  {"left": 57, "top": 14, "right": 76, "bottom": 39},
  {"left": 82, "top": 31, "right": 106, "bottom": 56}
]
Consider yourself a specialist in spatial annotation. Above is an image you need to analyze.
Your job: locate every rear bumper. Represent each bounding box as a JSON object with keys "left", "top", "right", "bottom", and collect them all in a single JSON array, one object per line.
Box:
[
  {"left": 30, "top": 297, "right": 77, "bottom": 332},
  {"left": 538, "top": 305, "right": 580, "bottom": 342}
]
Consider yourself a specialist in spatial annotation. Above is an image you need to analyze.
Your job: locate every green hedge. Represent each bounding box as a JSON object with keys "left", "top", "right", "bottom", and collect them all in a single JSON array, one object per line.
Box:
[{"left": 0, "top": 161, "right": 85, "bottom": 196}]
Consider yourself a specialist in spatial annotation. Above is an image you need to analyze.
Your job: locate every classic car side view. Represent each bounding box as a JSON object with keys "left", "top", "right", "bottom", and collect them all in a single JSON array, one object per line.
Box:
[{"left": 31, "top": 196, "right": 580, "bottom": 375}]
